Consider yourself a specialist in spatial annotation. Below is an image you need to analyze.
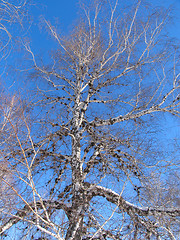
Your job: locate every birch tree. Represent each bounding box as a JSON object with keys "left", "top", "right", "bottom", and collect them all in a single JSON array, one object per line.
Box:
[
  {"left": 0, "top": 0, "right": 180, "bottom": 239},
  {"left": 0, "top": 0, "right": 27, "bottom": 64}
]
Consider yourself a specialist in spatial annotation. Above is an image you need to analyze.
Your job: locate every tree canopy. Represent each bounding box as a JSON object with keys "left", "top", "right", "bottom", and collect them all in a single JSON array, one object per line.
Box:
[{"left": 0, "top": 0, "right": 180, "bottom": 239}]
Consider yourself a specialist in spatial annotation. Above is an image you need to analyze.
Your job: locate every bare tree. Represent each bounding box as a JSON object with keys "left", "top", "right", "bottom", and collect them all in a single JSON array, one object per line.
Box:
[
  {"left": 0, "top": 0, "right": 180, "bottom": 239},
  {"left": 0, "top": 0, "right": 27, "bottom": 64}
]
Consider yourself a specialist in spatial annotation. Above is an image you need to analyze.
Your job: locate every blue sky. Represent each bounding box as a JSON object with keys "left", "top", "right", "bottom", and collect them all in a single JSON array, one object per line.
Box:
[
  {"left": 29, "top": 0, "right": 180, "bottom": 38},
  {"left": 0, "top": 1, "right": 179, "bottom": 237},
  {"left": 2, "top": 0, "right": 180, "bottom": 142},
  {"left": 27, "top": 0, "right": 180, "bottom": 142},
  {"left": 26, "top": 0, "right": 180, "bottom": 52}
]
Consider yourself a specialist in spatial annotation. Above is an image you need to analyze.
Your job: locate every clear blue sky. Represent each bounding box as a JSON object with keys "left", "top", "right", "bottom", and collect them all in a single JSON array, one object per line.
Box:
[
  {"left": 28, "top": 0, "right": 180, "bottom": 52},
  {"left": 2, "top": 0, "right": 180, "bottom": 142},
  {"left": 0, "top": 2, "right": 179, "bottom": 238},
  {"left": 30, "top": 0, "right": 180, "bottom": 37},
  {"left": 28, "top": 0, "right": 180, "bottom": 142}
]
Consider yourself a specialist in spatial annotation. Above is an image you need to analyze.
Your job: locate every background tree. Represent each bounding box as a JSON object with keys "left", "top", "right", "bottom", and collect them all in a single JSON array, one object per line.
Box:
[
  {"left": 0, "top": 0, "right": 27, "bottom": 65},
  {"left": 0, "top": 0, "right": 180, "bottom": 239},
  {"left": 0, "top": 0, "right": 28, "bottom": 237}
]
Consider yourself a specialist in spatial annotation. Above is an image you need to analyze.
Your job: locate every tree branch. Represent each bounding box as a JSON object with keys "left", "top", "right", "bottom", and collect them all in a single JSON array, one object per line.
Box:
[
  {"left": 88, "top": 185, "right": 180, "bottom": 218},
  {"left": 0, "top": 200, "right": 70, "bottom": 235}
]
